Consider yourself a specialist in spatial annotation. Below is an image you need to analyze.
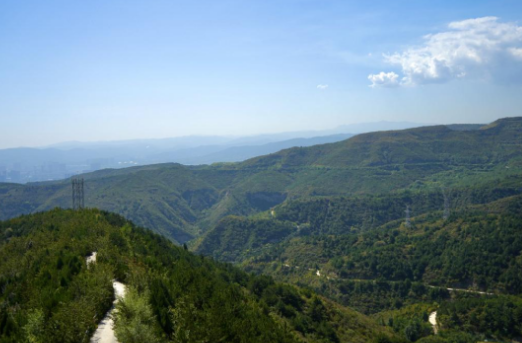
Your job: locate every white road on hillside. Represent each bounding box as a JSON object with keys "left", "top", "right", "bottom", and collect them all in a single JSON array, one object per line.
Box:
[
  {"left": 90, "top": 281, "right": 126, "bottom": 343},
  {"left": 429, "top": 311, "right": 438, "bottom": 334},
  {"left": 87, "top": 253, "right": 127, "bottom": 343}
]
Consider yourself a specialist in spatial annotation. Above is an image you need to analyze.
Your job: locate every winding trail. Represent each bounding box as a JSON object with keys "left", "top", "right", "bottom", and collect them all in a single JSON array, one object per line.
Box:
[
  {"left": 86, "top": 253, "right": 127, "bottom": 343},
  {"left": 90, "top": 281, "right": 126, "bottom": 343},
  {"left": 429, "top": 311, "right": 438, "bottom": 334},
  {"left": 444, "top": 287, "right": 493, "bottom": 296}
]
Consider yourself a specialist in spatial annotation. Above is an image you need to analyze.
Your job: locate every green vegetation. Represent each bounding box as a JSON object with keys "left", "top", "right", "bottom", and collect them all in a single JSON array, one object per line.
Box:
[
  {"left": 372, "top": 294, "right": 522, "bottom": 342},
  {"left": 1, "top": 118, "right": 522, "bottom": 244},
  {"left": 0, "top": 209, "right": 399, "bottom": 343},
  {"left": 196, "top": 189, "right": 522, "bottom": 341},
  {"left": 194, "top": 216, "right": 295, "bottom": 262},
  {"left": 199, "top": 193, "right": 522, "bottom": 293},
  {"left": 437, "top": 294, "right": 522, "bottom": 338},
  {"left": 113, "top": 287, "right": 160, "bottom": 343},
  {"left": 374, "top": 304, "right": 435, "bottom": 342},
  {"left": 1, "top": 118, "right": 522, "bottom": 342}
]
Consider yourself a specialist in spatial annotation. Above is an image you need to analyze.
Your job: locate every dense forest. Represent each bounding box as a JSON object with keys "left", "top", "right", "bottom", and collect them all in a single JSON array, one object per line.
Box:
[
  {"left": 195, "top": 181, "right": 522, "bottom": 261},
  {"left": 197, "top": 189, "right": 522, "bottom": 293},
  {"left": 0, "top": 209, "right": 402, "bottom": 343},
  {"left": 3, "top": 205, "right": 521, "bottom": 342},
  {"left": 196, "top": 191, "right": 522, "bottom": 341}
]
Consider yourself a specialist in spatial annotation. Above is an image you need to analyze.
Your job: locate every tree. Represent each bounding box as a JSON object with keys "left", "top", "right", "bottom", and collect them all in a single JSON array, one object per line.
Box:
[{"left": 113, "top": 287, "right": 160, "bottom": 343}]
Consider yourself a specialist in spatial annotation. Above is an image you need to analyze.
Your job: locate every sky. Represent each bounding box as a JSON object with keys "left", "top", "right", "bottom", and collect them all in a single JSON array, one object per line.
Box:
[{"left": 1, "top": 0, "right": 522, "bottom": 148}]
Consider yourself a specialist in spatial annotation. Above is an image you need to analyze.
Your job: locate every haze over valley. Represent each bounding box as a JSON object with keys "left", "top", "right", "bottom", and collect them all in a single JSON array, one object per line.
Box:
[{"left": 0, "top": 121, "right": 421, "bottom": 183}]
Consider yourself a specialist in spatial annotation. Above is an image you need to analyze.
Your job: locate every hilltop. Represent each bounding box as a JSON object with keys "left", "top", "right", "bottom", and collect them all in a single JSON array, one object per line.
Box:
[{"left": 0, "top": 209, "right": 401, "bottom": 343}]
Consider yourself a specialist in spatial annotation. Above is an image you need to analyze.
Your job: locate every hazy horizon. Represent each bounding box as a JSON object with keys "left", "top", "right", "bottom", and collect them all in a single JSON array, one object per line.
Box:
[
  {"left": 1, "top": 118, "right": 499, "bottom": 150},
  {"left": 2, "top": 119, "right": 433, "bottom": 149}
]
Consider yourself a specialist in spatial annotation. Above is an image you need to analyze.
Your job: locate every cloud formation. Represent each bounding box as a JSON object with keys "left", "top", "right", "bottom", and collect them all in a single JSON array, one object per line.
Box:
[
  {"left": 317, "top": 84, "right": 329, "bottom": 90},
  {"left": 369, "top": 17, "right": 522, "bottom": 87},
  {"left": 368, "top": 72, "right": 399, "bottom": 88}
]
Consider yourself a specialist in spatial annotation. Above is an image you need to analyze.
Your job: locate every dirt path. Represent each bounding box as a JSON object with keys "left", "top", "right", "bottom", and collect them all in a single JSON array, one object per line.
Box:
[
  {"left": 444, "top": 287, "right": 493, "bottom": 295},
  {"left": 87, "top": 253, "right": 127, "bottom": 343},
  {"left": 90, "top": 281, "right": 126, "bottom": 343},
  {"left": 429, "top": 311, "right": 438, "bottom": 334},
  {"left": 86, "top": 252, "right": 97, "bottom": 266},
  {"left": 427, "top": 285, "right": 494, "bottom": 296}
]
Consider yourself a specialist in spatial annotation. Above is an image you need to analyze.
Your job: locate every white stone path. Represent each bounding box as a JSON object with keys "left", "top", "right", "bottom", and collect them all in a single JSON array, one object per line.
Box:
[
  {"left": 429, "top": 311, "right": 438, "bottom": 334},
  {"left": 86, "top": 253, "right": 127, "bottom": 343}
]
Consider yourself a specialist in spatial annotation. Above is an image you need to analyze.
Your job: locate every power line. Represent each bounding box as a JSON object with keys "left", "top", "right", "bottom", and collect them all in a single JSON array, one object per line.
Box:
[
  {"left": 72, "top": 178, "right": 84, "bottom": 210},
  {"left": 442, "top": 188, "right": 450, "bottom": 220},
  {"left": 405, "top": 205, "right": 411, "bottom": 228}
]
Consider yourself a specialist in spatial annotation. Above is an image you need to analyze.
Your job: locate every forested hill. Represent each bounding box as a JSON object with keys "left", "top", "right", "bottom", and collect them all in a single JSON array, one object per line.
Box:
[
  {"left": 241, "top": 116, "right": 522, "bottom": 168},
  {"left": 0, "top": 117, "right": 521, "bottom": 243},
  {"left": 194, "top": 193, "right": 522, "bottom": 342},
  {"left": 0, "top": 209, "right": 400, "bottom": 343},
  {"left": 198, "top": 192, "right": 522, "bottom": 295}
]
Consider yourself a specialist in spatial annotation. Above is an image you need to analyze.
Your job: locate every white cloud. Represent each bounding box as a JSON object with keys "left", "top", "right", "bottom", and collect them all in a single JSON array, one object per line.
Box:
[
  {"left": 317, "top": 84, "right": 329, "bottom": 90},
  {"left": 369, "top": 17, "right": 522, "bottom": 87},
  {"left": 510, "top": 48, "right": 522, "bottom": 60},
  {"left": 368, "top": 72, "right": 400, "bottom": 88}
]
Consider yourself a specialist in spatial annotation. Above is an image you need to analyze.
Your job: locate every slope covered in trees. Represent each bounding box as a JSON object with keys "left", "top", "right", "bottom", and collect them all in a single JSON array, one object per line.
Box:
[
  {"left": 0, "top": 118, "right": 521, "bottom": 243},
  {"left": 195, "top": 192, "right": 522, "bottom": 341},
  {"left": 0, "top": 209, "right": 401, "bottom": 343},
  {"left": 204, "top": 193, "right": 522, "bottom": 296}
]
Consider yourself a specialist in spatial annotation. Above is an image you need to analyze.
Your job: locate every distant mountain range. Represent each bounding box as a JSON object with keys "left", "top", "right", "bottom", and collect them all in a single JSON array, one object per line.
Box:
[{"left": 0, "top": 121, "right": 424, "bottom": 183}]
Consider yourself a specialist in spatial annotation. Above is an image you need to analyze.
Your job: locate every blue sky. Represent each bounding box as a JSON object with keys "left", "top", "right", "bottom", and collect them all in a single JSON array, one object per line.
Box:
[{"left": 1, "top": 0, "right": 522, "bottom": 148}]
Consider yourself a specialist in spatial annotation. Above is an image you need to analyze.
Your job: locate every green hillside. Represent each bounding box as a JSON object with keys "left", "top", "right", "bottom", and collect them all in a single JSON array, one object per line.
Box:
[
  {"left": 195, "top": 181, "right": 522, "bottom": 263},
  {"left": 199, "top": 193, "right": 522, "bottom": 297},
  {"left": 0, "top": 117, "right": 521, "bottom": 245},
  {"left": 0, "top": 209, "right": 401, "bottom": 343},
  {"left": 195, "top": 192, "right": 522, "bottom": 341},
  {"left": 1, "top": 118, "right": 521, "bottom": 342}
]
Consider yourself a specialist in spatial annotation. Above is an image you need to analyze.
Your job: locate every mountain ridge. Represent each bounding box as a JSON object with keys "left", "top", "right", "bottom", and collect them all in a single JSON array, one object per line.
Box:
[{"left": 0, "top": 117, "right": 521, "bottom": 243}]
